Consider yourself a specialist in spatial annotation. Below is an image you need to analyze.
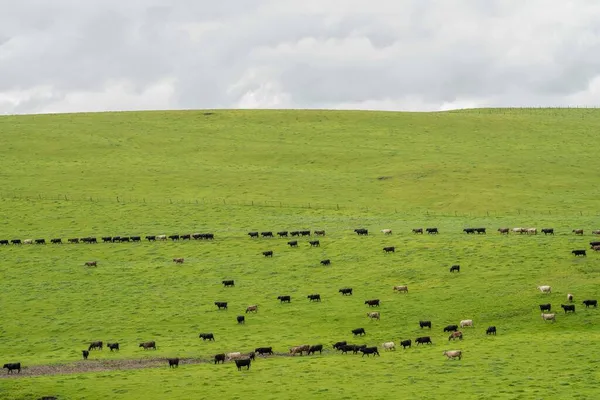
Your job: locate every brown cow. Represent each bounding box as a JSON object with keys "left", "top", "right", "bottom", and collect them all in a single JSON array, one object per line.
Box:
[
  {"left": 139, "top": 341, "right": 156, "bottom": 350},
  {"left": 246, "top": 305, "right": 258, "bottom": 313},
  {"left": 573, "top": 229, "right": 584, "bottom": 235},
  {"left": 84, "top": 261, "right": 97, "bottom": 267},
  {"left": 448, "top": 331, "right": 463, "bottom": 341},
  {"left": 173, "top": 258, "right": 184, "bottom": 264},
  {"left": 290, "top": 345, "right": 310, "bottom": 356},
  {"left": 497, "top": 228, "right": 509, "bottom": 234}
]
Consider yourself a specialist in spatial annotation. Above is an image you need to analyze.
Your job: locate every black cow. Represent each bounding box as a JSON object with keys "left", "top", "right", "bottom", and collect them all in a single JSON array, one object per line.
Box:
[
  {"left": 107, "top": 343, "right": 119, "bottom": 351},
  {"left": 590, "top": 241, "right": 600, "bottom": 248},
  {"left": 572, "top": 250, "right": 586, "bottom": 256},
  {"left": 300, "top": 230, "right": 311, "bottom": 236},
  {"left": 277, "top": 231, "right": 288, "bottom": 237},
  {"left": 383, "top": 246, "right": 395, "bottom": 253},
  {"left": 168, "top": 358, "right": 179, "bottom": 368},
  {"left": 288, "top": 240, "right": 298, "bottom": 247},
  {"left": 314, "top": 230, "right": 326, "bottom": 236},
  {"left": 583, "top": 300, "right": 598, "bottom": 308},
  {"left": 88, "top": 341, "right": 103, "bottom": 351},
  {"left": 204, "top": 233, "right": 215, "bottom": 240},
  {"left": 561, "top": 304, "right": 576, "bottom": 313},
  {"left": 3, "top": 363, "right": 21, "bottom": 374},
  {"left": 214, "top": 353, "right": 226, "bottom": 364},
  {"left": 168, "top": 235, "right": 180, "bottom": 241},
  {"left": 192, "top": 233, "right": 202, "bottom": 240},
  {"left": 237, "top": 316, "right": 245, "bottom": 324},
  {"left": 0, "top": 240, "right": 8, "bottom": 245},
  {"left": 338, "top": 345, "right": 355, "bottom": 354},
  {"left": 290, "top": 231, "right": 300, "bottom": 237},
  {"left": 131, "top": 236, "right": 141, "bottom": 242},
  {"left": 443, "top": 325, "right": 458, "bottom": 332},
  {"left": 360, "top": 347, "right": 380, "bottom": 357},
  {"left": 248, "top": 232, "right": 259, "bottom": 238},
  {"left": 339, "top": 288, "right": 353, "bottom": 296},
  {"left": 426, "top": 228, "right": 438, "bottom": 234},
  {"left": 246, "top": 352, "right": 256, "bottom": 361},
  {"left": 308, "top": 345, "right": 323, "bottom": 355},
  {"left": 415, "top": 336, "right": 432, "bottom": 345},
  {"left": 419, "top": 320, "right": 432, "bottom": 329},
  {"left": 400, "top": 339, "right": 412, "bottom": 349},
  {"left": 539, "top": 304, "right": 551, "bottom": 312},
  {"left": 333, "top": 341, "right": 347, "bottom": 350},
  {"left": 486, "top": 326, "right": 497, "bottom": 335},
  {"left": 235, "top": 359, "right": 251, "bottom": 371},
  {"left": 67, "top": 238, "right": 78, "bottom": 244},
  {"left": 476, "top": 228, "right": 486, "bottom": 234},
  {"left": 50, "top": 238, "right": 62, "bottom": 244},
  {"left": 120, "top": 237, "right": 130, "bottom": 243},
  {"left": 320, "top": 259, "right": 331, "bottom": 266},
  {"left": 146, "top": 235, "right": 156, "bottom": 241},
  {"left": 450, "top": 265, "right": 460, "bottom": 273},
  {"left": 199, "top": 333, "right": 215, "bottom": 341},
  {"left": 352, "top": 328, "right": 366, "bottom": 336},
  {"left": 261, "top": 231, "right": 274, "bottom": 238},
  {"left": 307, "top": 294, "right": 321, "bottom": 302},
  {"left": 181, "top": 234, "right": 191, "bottom": 240},
  {"left": 365, "top": 299, "right": 380, "bottom": 307},
  {"left": 31, "top": 238, "right": 42, "bottom": 245},
  {"left": 542, "top": 228, "right": 554, "bottom": 235},
  {"left": 222, "top": 280, "right": 235, "bottom": 287},
  {"left": 309, "top": 240, "right": 320, "bottom": 247},
  {"left": 464, "top": 228, "right": 476, "bottom": 234},
  {"left": 101, "top": 236, "right": 112, "bottom": 243},
  {"left": 82, "top": 350, "right": 89, "bottom": 360},
  {"left": 255, "top": 347, "right": 273, "bottom": 355},
  {"left": 11, "top": 239, "right": 21, "bottom": 245},
  {"left": 109, "top": 236, "right": 120, "bottom": 243},
  {"left": 82, "top": 237, "right": 97, "bottom": 243},
  {"left": 215, "top": 302, "right": 228, "bottom": 310},
  {"left": 354, "top": 228, "right": 368, "bottom": 236},
  {"left": 262, "top": 250, "right": 273, "bottom": 257},
  {"left": 278, "top": 295, "right": 291, "bottom": 303}
]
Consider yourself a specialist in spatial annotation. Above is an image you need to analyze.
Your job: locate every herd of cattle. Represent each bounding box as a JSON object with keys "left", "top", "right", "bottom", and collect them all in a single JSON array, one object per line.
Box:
[{"left": 3, "top": 225, "right": 599, "bottom": 376}]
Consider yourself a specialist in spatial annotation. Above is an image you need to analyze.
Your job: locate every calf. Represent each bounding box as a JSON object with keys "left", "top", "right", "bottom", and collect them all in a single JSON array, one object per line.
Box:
[
  {"left": 426, "top": 228, "right": 438, "bottom": 234},
  {"left": 572, "top": 249, "right": 586, "bottom": 257},
  {"left": 278, "top": 295, "right": 291, "bottom": 303},
  {"left": 583, "top": 299, "right": 598, "bottom": 308},
  {"left": 82, "top": 350, "right": 89, "bottom": 360},
  {"left": 168, "top": 358, "right": 179, "bottom": 368},
  {"left": 262, "top": 250, "right": 273, "bottom": 257},
  {"left": 199, "top": 333, "right": 215, "bottom": 341},
  {"left": 416, "top": 336, "right": 432, "bottom": 345},
  {"left": 539, "top": 304, "right": 551, "bottom": 312},
  {"left": 255, "top": 347, "right": 273, "bottom": 355},
  {"left": 448, "top": 331, "right": 463, "bottom": 341},
  {"left": 307, "top": 294, "right": 321, "bottom": 302},
  {"left": 561, "top": 304, "right": 575, "bottom": 313},
  {"left": 450, "top": 265, "right": 460, "bottom": 273},
  {"left": 139, "top": 341, "right": 156, "bottom": 350},
  {"left": 214, "top": 353, "right": 226, "bottom": 364},
  {"left": 235, "top": 359, "right": 251, "bottom": 370},
  {"left": 50, "top": 238, "right": 62, "bottom": 244},
  {"left": 215, "top": 302, "right": 228, "bottom": 310},
  {"left": 443, "top": 325, "right": 458, "bottom": 332},
  {"left": 222, "top": 280, "right": 235, "bottom": 287},
  {"left": 308, "top": 344, "right": 323, "bottom": 355},
  {"left": 339, "top": 288, "right": 353, "bottom": 296},
  {"left": 173, "top": 258, "right": 184, "bottom": 264},
  {"left": 107, "top": 343, "right": 119, "bottom": 351},
  {"left": 365, "top": 299, "right": 380, "bottom": 307},
  {"left": 400, "top": 339, "right": 412, "bottom": 349},
  {"left": 443, "top": 350, "right": 462, "bottom": 360},
  {"left": 367, "top": 311, "right": 380, "bottom": 320},
  {"left": 237, "top": 315, "right": 245, "bottom": 324},
  {"left": 541, "top": 313, "right": 556, "bottom": 322},
  {"left": 277, "top": 231, "right": 289, "bottom": 237},
  {"left": 360, "top": 347, "right": 380, "bottom": 357},
  {"left": 246, "top": 305, "right": 258, "bottom": 313},
  {"left": 320, "top": 259, "right": 331, "bottom": 266},
  {"left": 383, "top": 246, "right": 395, "bottom": 253},
  {"left": 486, "top": 326, "right": 497, "bottom": 335},
  {"left": 573, "top": 229, "right": 584, "bottom": 235},
  {"left": 352, "top": 328, "right": 366, "bottom": 336},
  {"left": 248, "top": 232, "right": 259, "bottom": 238},
  {"left": 261, "top": 231, "right": 274, "bottom": 238},
  {"left": 542, "top": 228, "right": 554, "bottom": 235},
  {"left": 309, "top": 240, "right": 320, "bottom": 247},
  {"left": 3, "top": 363, "right": 21, "bottom": 374},
  {"left": 412, "top": 228, "right": 423, "bottom": 234},
  {"left": 287, "top": 240, "right": 298, "bottom": 247},
  {"left": 88, "top": 341, "right": 103, "bottom": 351},
  {"left": 419, "top": 320, "right": 432, "bottom": 329}
]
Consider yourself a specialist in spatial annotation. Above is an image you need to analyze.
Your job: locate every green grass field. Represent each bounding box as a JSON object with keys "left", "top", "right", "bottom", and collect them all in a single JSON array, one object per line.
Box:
[{"left": 1, "top": 109, "right": 600, "bottom": 400}]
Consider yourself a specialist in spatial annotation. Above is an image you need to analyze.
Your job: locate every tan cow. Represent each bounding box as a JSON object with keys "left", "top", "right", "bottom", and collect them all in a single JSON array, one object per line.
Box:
[
  {"left": 246, "top": 305, "right": 258, "bottom": 313},
  {"left": 381, "top": 229, "right": 392, "bottom": 235},
  {"left": 382, "top": 342, "right": 395, "bottom": 351},
  {"left": 226, "top": 352, "right": 242, "bottom": 360},
  {"left": 541, "top": 313, "right": 556, "bottom": 322},
  {"left": 173, "top": 258, "right": 184, "bottom": 264},
  {"left": 448, "top": 331, "right": 463, "bottom": 341},
  {"left": 459, "top": 319, "right": 473, "bottom": 328},
  {"left": 367, "top": 312, "right": 380, "bottom": 320},
  {"left": 443, "top": 350, "right": 462, "bottom": 360},
  {"left": 538, "top": 285, "right": 552, "bottom": 293},
  {"left": 527, "top": 228, "right": 537, "bottom": 235},
  {"left": 289, "top": 345, "right": 310, "bottom": 356},
  {"left": 393, "top": 285, "right": 408, "bottom": 293}
]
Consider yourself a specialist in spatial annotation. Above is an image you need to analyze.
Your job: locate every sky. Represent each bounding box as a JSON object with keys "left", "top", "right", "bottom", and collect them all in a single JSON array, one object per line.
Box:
[{"left": 2, "top": 0, "right": 600, "bottom": 114}]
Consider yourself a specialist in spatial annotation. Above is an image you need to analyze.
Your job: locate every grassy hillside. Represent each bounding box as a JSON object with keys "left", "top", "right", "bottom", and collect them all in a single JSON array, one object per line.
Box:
[{"left": 1, "top": 109, "right": 600, "bottom": 400}]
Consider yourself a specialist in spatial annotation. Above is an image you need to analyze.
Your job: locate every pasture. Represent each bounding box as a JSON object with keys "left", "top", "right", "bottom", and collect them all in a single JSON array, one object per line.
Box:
[{"left": 1, "top": 109, "right": 600, "bottom": 400}]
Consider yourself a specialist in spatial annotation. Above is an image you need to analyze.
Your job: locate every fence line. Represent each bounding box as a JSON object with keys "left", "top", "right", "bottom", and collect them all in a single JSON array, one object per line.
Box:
[{"left": 1, "top": 192, "right": 599, "bottom": 218}]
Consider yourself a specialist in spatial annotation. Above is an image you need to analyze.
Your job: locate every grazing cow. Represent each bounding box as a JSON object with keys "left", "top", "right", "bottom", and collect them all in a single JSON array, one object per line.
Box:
[
  {"left": 215, "top": 302, "right": 228, "bottom": 310},
  {"left": 67, "top": 238, "right": 78, "bottom": 244},
  {"left": 448, "top": 331, "right": 463, "bottom": 341},
  {"left": 248, "top": 232, "right": 259, "bottom": 238},
  {"left": 512, "top": 228, "right": 526, "bottom": 234},
  {"left": 333, "top": 341, "right": 347, "bottom": 350},
  {"left": 11, "top": 239, "right": 22, "bottom": 245},
  {"left": 300, "top": 230, "right": 311, "bottom": 236},
  {"left": 426, "top": 228, "right": 438, "bottom": 234},
  {"left": 261, "top": 231, "right": 274, "bottom": 238},
  {"left": 107, "top": 343, "right": 119, "bottom": 351},
  {"left": 383, "top": 246, "right": 395, "bottom": 253},
  {"left": 287, "top": 240, "right": 298, "bottom": 247},
  {"left": 320, "top": 259, "right": 331, "bottom": 266},
  {"left": 290, "top": 345, "right": 310, "bottom": 356},
  {"left": 459, "top": 319, "right": 473, "bottom": 328},
  {"left": 400, "top": 339, "right": 412, "bottom": 349},
  {"left": 463, "top": 228, "right": 476, "bottom": 234},
  {"left": 538, "top": 285, "right": 552, "bottom": 293},
  {"left": 561, "top": 304, "right": 575, "bottom": 313},
  {"left": 382, "top": 342, "right": 395, "bottom": 351},
  {"left": 120, "top": 237, "right": 131, "bottom": 243},
  {"left": 84, "top": 261, "right": 97, "bottom": 267},
  {"left": 237, "top": 316, "right": 245, "bottom": 324},
  {"left": 573, "top": 229, "right": 584, "bottom": 235},
  {"left": 498, "top": 228, "right": 509, "bottom": 234},
  {"left": 419, "top": 320, "right": 432, "bottom": 329},
  {"left": 416, "top": 336, "right": 432, "bottom": 345},
  {"left": 214, "top": 354, "right": 226, "bottom": 364},
  {"left": 450, "top": 265, "right": 460, "bottom": 273},
  {"left": 199, "top": 333, "right": 215, "bottom": 341},
  {"left": 360, "top": 347, "right": 380, "bottom": 357},
  {"left": 365, "top": 299, "right": 380, "bottom": 307},
  {"left": 131, "top": 236, "right": 141, "bottom": 242},
  {"left": 443, "top": 350, "right": 462, "bottom": 360},
  {"left": 88, "top": 341, "right": 103, "bottom": 351},
  {"left": 290, "top": 231, "right": 300, "bottom": 237},
  {"left": 592, "top": 230, "right": 600, "bottom": 235},
  {"left": 583, "top": 299, "right": 598, "bottom": 308},
  {"left": 367, "top": 311, "right": 380, "bottom": 320},
  {"left": 277, "top": 231, "right": 288, "bottom": 237},
  {"left": 156, "top": 235, "right": 167, "bottom": 241},
  {"left": 111, "top": 236, "right": 121, "bottom": 243},
  {"left": 278, "top": 295, "right": 291, "bottom": 303},
  {"left": 567, "top": 293, "right": 574, "bottom": 302},
  {"left": 307, "top": 294, "right": 321, "bottom": 302},
  {"left": 168, "top": 235, "right": 180, "bottom": 241},
  {"left": 443, "top": 325, "right": 458, "bottom": 332},
  {"left": 246, "top": 305, "right": 258, "bottom": 313},
  {"left": 339, "top": 288, "right": 353, "bottom": 296},
  {"left": 3, "top": 363, "right": 21, "bottom": 374},
  {"left": 590, "top": 241, "right": 600, "bottom": 247},
  {"left": 173, "top": 258, "right": 184, "bottom": 264},
  {"left": 23, "top": 239, "right": 33, "bottom": 244},
  {"left": 255, "top": 347, "right": 273, "bottom": 355},
  {"left": 50, "top": 238, "right": 62, "bottom": 244},
  {"left": 222, "top": 280, "right": 235, "bottom": 287},
  {"left": 180, "top": 234, "right": 191, "bottom": 240},
  {"left": 145, "top": 235, "right": 156, "bottom": 241},
  {"left": 34, "top": 239, "right": 45, "bottom": 244},
  {"left": 572, "top": 250, "right": 586, "bottom": 257},
  {"left": 314, "top": 230, "right": 326, "bottom": 236},
  {"left": 476, "top": 228, "right": 486, "bottom": 234},
  {"left": 235, "top": 359, "right": 251, "bottom": 371},
  {"left": 412, "top": 228, "right": 423, "bottom": 234},
  {"left": 541, "top": 313, "right": 556, "bottom": 322},
  {"left": 82, "top": 350, "right": 89, "bottom": 360},
  {"left": 139, "top": 341, "right": 156, "bottom": 350},
  {"left": 393, "top": 285, "right": 408, "bottom": 293},
  {"left": 486, "top": 326, "right": 497, "bottom": 335},
  {"left": 527, "top": 228, "right": 537, "bottom": 235},
  {"left": 381, "top": 229, "right": 392, "bottom": 235},
  {"left": 168, "top": 358, "right": 179, "bottom": 368},
  {"left": 352, "top": 328, "right": 366, "bottom": 336},
  {"left": 262, "top": 250, "right": 273, "bottom": 257},
  {"left": 542, "top": 228, "right": 554, "bottom": 235},
  {"left": 309, "top": 240, "right": 320, "bottom": 247},
  {"left": 539, "top": 304, "right": 551, "bottom": 312},
  {"left": 308, "top": 344, "right": 323, "bottom": 355},
  {"left": 354, "top": 228, "right": 369, "bottom": 236},
  {"left": 0, "top": 240, "right": 8, "bottom": 245}
]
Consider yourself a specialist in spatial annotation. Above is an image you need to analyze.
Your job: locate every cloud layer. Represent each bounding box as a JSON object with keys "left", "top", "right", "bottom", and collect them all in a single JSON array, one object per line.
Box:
[{"left": 2, "top": 0, "right": 600, "bottom": 114}]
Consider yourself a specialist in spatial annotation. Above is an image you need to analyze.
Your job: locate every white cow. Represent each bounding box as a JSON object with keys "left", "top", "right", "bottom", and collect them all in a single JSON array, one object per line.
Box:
[
  {"left": 541, "top": 313, "right": 556, "bottom": 322},
  {"left": 367, "top": 312, "right": 380, "bottom": 320},
  {"left": 538, "top": 285, "right": 552, "bottom": 293},
  {"left": 443, "top": 350, "right": 462, "bottom": 360},
  {"left": 459, "top": 319, "right": 473, "bottom": 328},
  {"left": 381, "top": 229, "right": 392, "bottom": 235},
  {"left": 226, "top": 352, "right": 242, "bottom": 361},
  {"left": 382, "top": 342, "right": 395, "bottom": 351},
  {"left": 157, "top": 235, "right": 167, "bottom": 241}
]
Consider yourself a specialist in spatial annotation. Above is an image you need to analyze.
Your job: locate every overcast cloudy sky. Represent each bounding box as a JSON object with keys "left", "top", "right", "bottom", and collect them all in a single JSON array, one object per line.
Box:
[{"left": 2, "top": 0, "right": 600, "bottom": 114}]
